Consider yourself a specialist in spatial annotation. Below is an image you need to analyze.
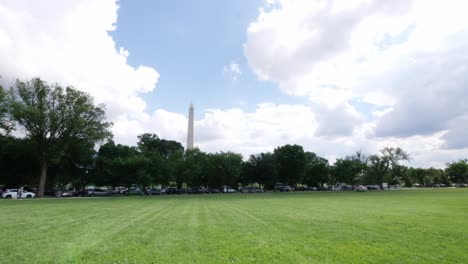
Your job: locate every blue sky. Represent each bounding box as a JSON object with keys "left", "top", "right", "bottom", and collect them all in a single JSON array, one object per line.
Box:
[
  {"left": 2, "top": 0, "right": 468, "bottom": 167},
  {"left": 111, "top": 0, "right": 308, "bottom": 118}
]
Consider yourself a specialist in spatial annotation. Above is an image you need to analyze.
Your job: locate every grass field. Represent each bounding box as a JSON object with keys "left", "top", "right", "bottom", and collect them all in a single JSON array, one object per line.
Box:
[{"left": 0, "top": 189, "right": 467, "bottom": 263}]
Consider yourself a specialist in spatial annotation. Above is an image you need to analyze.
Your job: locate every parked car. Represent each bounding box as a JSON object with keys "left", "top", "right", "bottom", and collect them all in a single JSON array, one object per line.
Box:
[
  {"left": 188, "top": 188, "right": 205, "bottom": 194},
  {"left": 165, "top": 187, "right": 181, "bottom": 195},
  {"left": 357, "top": 185, "right": 366, "bottom": 192},
  {"left": 109, "top": 187, "right": 126, "bottom": 195},
  {"left": 56, "top": 189, "right": 78, "bottom": 197},
  {"left": 240, "top": 186, "right": 254, "bottom": 193},
  {"left": 2, "top": 189, "right": 36, "bottom": 198},
  {"left": 275, "top": 184, "right": 292, "bottom": 192},
  {"left": 205, "top": 188, "right": 221, "bottom": 194},
  {"left": 366, "top": 185, "right": 380, "bottom": 190},
  {"left": 85, "top": 188, "right": 109, "bottom": 196},
  {"left": 146, "top": 188, "right": 162, "bottom": 195},
  {"left": 342, "top": 185, "right": 354, "bottom": 191},
  {"left": 221, "top": 187, "right": 237, "bottom": 193},
  {"left": 125, "top": 188, "right": 144, "bottom": 195}
]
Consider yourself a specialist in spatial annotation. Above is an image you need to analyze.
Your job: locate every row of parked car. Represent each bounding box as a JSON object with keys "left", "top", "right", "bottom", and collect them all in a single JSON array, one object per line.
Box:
[
  {"left": 51, "top": 186, "right": 240, "bottom": 197},
  {"left": 2, "top": 183, "right": 466, "bottom": 199}
]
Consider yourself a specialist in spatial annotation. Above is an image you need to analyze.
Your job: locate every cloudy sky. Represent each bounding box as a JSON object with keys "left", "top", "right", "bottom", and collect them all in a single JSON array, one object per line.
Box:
[{"left": 1, "top": 0, "right": 468, "bottom": 167}]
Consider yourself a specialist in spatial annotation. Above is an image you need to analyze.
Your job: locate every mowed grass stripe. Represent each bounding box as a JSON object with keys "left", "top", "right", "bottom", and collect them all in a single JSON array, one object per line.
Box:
[{"left": 0, "top": 189, "right": 467, "bottom": 263}]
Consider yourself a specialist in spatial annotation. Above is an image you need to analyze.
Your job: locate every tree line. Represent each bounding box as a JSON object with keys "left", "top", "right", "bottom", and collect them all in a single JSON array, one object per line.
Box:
[{"left": 1, "top": 78, "right": 467, "bottom": 196}]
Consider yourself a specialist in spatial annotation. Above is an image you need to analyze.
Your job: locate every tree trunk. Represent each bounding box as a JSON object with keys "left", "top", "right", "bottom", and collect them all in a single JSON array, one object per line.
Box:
[{"left": 38, "top": 158, "right": 48, "bottom": 198}]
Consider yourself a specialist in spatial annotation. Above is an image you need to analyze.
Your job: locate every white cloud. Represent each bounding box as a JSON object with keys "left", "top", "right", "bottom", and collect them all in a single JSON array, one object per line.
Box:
[
  {"left": 2, "top": 0, "right": 467, "bottom": 168},
  {"left": 243, "top": 0, "right": 468, "bottom": 165},
  {"left": 0, "top": 0, "right": 159, "bottom": 145},
  {"left": 223, "top": 61, "right": 242, "bottom": 80}
]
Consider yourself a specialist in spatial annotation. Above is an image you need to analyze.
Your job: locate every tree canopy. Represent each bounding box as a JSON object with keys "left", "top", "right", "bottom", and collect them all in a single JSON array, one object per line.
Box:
[
  {"left": 7, "top": 78, "right": 112, "bottom": 197},
  {"left": 0, "top": 84, "right": 10, "bottom": 133}
]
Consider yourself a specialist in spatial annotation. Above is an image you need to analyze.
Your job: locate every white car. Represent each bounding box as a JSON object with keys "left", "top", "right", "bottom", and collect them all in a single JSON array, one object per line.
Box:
[
  {"left": 356, "top": 185, "right": 367, "bottom": 192},
  {"left": 1, "top": 189, "right": 36, "bottom": 198}
]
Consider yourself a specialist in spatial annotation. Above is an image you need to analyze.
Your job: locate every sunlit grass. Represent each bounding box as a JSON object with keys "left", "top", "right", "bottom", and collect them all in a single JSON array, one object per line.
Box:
[{"left": 0, "top": 189, "right": 467, "bottom": 263}]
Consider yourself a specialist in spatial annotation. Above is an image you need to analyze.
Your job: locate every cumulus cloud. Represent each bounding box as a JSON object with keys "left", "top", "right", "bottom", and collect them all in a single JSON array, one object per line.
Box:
[
  {"left": 244, "top": 0, "right": 468, "bottom": 163},
  {"left": 2, "top": 0, "right": 467, "bottom": 168},
  {"left": 0, "top": 0, "right": 159, "bottom": 144}
]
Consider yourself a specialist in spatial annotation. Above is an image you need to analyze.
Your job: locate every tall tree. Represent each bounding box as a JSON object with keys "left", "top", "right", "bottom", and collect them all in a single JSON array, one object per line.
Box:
[
  {"left": 274, "top": 144, "right": 306, "bottom": 186},
  {"left": 7, "top": 78, "right": 112, "bottom": 197},
  {"left": 366, "top": 147, "right": 410, "bottom": 188},
  {"left": 446, "top": 159, "right": 468, "bottom": 183},
  {"left": 333, "top": 152, "right": 367, "bottom": 185},
  {"left": 137, "top": 133, "right": 183, "bottom": 185},
  {"left": 183, "top": 148, "right": 206, "bottom": 188},
  {"left": 303, "top": 153, "right": 329, "bottom": 187},
  {"left": 0, "top": 84, "right": 11, "bottom": 133},
  {"left": 137, "top": 133, "right": 183, "bottom": 158},
  {"left": 240, "top": 152, "right": 278, "bottom": 189},
  {"left": 205, "top": 152, "right": 242, "bottom": 188}
]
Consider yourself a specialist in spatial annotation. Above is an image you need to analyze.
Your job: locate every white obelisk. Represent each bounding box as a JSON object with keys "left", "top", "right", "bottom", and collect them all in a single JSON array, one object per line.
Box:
[{"left": 186, "top": 103, "right": 194, "bottom": 150}]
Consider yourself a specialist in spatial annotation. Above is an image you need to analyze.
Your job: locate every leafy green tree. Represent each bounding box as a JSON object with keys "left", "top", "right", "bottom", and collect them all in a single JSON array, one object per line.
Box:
[
  {"left": 0, "top": 135, "right": 37, "bottom": 186},
  {"left": 366, "top": 147, "right": 410, "bottom": 188},
  {"left": 446, "top": 159, "right": 468, "bottom": 183},
  {"left": 274, "top": 144, "right": 306, "bottom": 186},
  {"left": 333, "top": 152, "right": 367, "bottom": 185},
  {"left": 95, "top": 141, "right": 139, "bottom": 187},
  {"left": 303, "top": 154, "right": 329, "bottom": 187},
  {"left": 0, "top": 84, "right": 11, "bottom": 133},
  {"left": 53, "top": 139, "right": 96, "bottom": 189},
  {"left": 427, "top": 168, "right": 450, "bottom": 185},
  {"left": 240, "top": 152, "right": 277, "bottom": 189},
  {"left": 8, "top": 78, "right": 112, "bottom": 197},
  {"left": 205, "top": 152, "right": 242, "bottom": 188},
  {"left": 183, "top": 148, "right": 206, "bottom": 188},
  {"left": 170, "top": 149, "right": 185, "bottom": 188},
  {"left": 137, "top": 133, "right": 183, "bottom": 186},
  {"left": 137, "top": 133, "right": 183, "bottom": 158}
]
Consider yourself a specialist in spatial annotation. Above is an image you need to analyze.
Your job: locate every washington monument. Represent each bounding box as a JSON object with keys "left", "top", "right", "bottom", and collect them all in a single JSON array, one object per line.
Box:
[{"left": 186, "top": 103, "right": 194, "bottom": 150}]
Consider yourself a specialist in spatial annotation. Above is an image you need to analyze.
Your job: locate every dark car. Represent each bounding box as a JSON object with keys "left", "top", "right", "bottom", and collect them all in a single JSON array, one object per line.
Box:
[
  {"left": 146, "top": 188, "right": 162, "bottom": 195},
  {"left": 275, "top": 185, "right": 292, "bottom": 192},
  {"left": 342, "top": 185, "right": 354, "bottom": 191},
  {"left": 188, "top": 188, "right": 205, "bottom": 194},
  {"left": 165, "top": 187, "right": 181, "bottom": 195},
  {"left": 205, "top": 188, "right": 221, "bottom": 194},
  {"left": 366, "top": 185, "right": 380, "bottom": 190},
  {"left": 125, "top": 188, "right": 144, "bottom": 195},
  {"left": 43, "top": 189, "right": 60, "bottom": 197}
]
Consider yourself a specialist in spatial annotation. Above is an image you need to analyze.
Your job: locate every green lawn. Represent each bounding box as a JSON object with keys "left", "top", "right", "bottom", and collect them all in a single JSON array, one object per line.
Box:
[{"left": 0, "top": 189, "right": 467, "bottom": 263}]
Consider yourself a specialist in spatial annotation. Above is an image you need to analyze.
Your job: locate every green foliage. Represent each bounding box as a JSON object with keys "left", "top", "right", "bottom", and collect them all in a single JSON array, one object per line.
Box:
[
  {"left": 183, "top": 148, "right": 207, "bottom": 188},
  {"left": 446, "top": 159, "right": 468, "bottom": 183},
  {"left": 241, "top": 152, "right": 277, "bottom": 188},
  {"left": 137, "top": 133, "right": 183, "bottom": 158},
  {"left": 95, "top": 141, "right": 139, "bottom": 187},
  {"left": 6, "top": 77, "right": 112, "bottom": 196},
  {"left": 274, "top": 144, "right": 306, "bottom": 186},
  {"left": 0, "top": 135, "right": 37, "bottom": 186},
  {"left": 366, "top": 147, "right": 410, "bottom": 187},
  {"left": 0, "top": 84, "right": 11, "bottom": 133},
  {"left": 303, "top": 153, "right": 329, "bottom": 187},
  {"left": 204, "top": 152, "right": 242, "bottom": 188},
  {"left": 333, "top": 152, "right": 367, "bottom": 185}
]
